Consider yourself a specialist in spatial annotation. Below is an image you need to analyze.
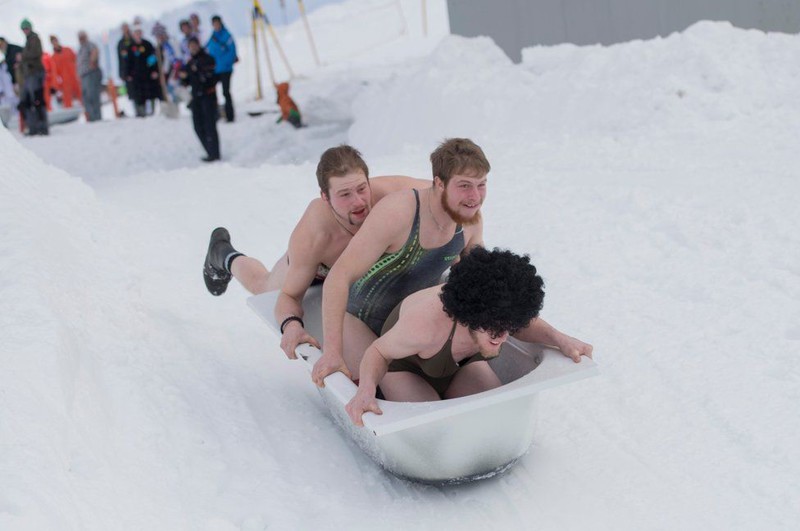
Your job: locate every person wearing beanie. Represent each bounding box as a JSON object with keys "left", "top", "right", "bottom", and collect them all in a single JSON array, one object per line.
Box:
[{"left": 18, "top": 18, "right": 48, "bottom": 135}]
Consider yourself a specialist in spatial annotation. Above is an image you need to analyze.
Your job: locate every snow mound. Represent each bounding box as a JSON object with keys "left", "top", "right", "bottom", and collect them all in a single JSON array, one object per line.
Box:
[{"left": 350, "top": 21, "right": 800, "bottom": 156}]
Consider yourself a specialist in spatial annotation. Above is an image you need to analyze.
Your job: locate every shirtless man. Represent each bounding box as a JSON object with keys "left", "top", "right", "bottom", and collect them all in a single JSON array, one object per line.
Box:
[
  {"left": 202, "top": 145, "right": 428, "bottom": 359},
  {"left": 313, "top": 138, "right": 489, "bottom": 384},
  {"left": 345, "top": 247, "right": 593, "bottom": 426}
]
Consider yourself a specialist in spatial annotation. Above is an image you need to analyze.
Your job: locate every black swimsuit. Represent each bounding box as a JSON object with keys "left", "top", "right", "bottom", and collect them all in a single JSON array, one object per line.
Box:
[{"left": 380, "top": 302, "right": 487, "bottom": 398}]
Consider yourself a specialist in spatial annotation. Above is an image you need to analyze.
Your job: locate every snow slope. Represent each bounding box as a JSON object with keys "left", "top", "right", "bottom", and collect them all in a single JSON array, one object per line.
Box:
[{"left": 2, "top": 2, "right": 799, "bottom": 529}]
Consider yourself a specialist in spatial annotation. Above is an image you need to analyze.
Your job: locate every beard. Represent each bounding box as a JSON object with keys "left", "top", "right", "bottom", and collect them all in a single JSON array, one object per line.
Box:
[{"left": 441, "top": 187, "right": 482, "bottom": 226}]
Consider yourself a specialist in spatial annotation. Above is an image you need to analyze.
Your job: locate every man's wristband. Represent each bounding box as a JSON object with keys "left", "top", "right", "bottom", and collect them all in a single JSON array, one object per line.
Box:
[{"left": 280, "top": 316, "right": 304, "bottom": 335}]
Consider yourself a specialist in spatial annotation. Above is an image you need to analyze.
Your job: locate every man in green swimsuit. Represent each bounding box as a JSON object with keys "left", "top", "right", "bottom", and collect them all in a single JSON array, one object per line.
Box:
[
  {"left": 314, "top": 138, "right": 490, "bottom": 385},
  {"left": 345, "top": 247, "right": 593, "bottom": 427},
  {"left": 202, "top": 145, "right": 428, "bottom": 360}
]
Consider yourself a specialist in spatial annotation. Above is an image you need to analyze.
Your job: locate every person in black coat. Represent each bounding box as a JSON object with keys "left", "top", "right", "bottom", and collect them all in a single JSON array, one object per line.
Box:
[
  {"left": 180, "top": 37, "right": 220, "bottom": 162},
  {"left": 116, "top": 23, "right": 133, "bottom": 100},
  {"left": 125, "top": 25, "right": 162, "bottom": 117}
]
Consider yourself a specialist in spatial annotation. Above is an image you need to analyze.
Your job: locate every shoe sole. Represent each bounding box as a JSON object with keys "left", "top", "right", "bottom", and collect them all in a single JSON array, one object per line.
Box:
[{"left": 203, "top": 227, "right": 232, "bottom": 296}]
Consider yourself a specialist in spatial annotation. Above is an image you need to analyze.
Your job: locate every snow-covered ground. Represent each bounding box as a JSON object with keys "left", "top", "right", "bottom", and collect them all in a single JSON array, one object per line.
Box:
[{"left": 2, "top": 1, "right": 799, "bottom": 529}]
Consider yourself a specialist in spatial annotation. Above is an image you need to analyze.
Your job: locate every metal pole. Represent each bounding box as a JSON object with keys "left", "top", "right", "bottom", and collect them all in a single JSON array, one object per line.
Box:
[
  {"left": 297, "top": 0, "right": 321, "bottom": 66},
  {"left": 421, "top": 0, "right": 428, "bottom": 37},
  {"left": 257, "top": 1, "right": 295, "bottom": 78},
  {"left": 251, "top": 6, "right": 263, "bottom": 100},
  {"left": 257, "top": 16, "right": 277, "bottom": 85}
]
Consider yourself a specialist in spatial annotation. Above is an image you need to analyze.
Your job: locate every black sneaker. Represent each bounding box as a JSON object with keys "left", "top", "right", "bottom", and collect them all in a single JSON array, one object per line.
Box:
[{"left": 203, "top": 227, "right": 241, "bottom": 296}]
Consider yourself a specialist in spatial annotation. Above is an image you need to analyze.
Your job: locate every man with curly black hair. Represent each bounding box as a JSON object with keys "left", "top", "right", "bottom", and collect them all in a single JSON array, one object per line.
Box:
[{"left": 345, "top": 247, "right": 593, "bottom": 427}]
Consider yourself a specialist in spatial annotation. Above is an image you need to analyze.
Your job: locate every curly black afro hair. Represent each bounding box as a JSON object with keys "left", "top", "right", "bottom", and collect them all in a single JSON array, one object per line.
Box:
[{"left": 440, "top": 247, "right": 544, "bottom": 336}]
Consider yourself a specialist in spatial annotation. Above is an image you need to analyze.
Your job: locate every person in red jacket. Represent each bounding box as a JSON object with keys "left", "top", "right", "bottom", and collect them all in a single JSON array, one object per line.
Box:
[
  {"left": 41, "top": 51, "right": 55, "bottom": 110},
  {"left": 49, "top": 35, "right": 81, "bottom": 108}
]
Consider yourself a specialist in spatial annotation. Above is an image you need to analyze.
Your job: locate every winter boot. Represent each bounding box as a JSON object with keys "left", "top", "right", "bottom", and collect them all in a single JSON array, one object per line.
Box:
[{"left": 203, "top": 227, "right": 244, "bottom": 296}]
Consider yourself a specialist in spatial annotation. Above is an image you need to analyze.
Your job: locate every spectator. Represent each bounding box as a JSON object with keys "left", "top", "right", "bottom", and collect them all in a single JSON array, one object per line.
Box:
[
  {"left": 152, "top": 22, "right": 180, "bottom": 103},
  {"left": 77, "top": 30, "right": 102, "bottom": 121},
  {"left": 178, "top": 19, "right": 195, "bottom": 64},
  {"left": 0, "top": 58, "right": 18, "bottom": 127},
  {"left": 180, "top": 37, "right": 220, "bottom": 162},
  {"left": 18, "top": 19, "right": 48, "bottom": 135},
  {"left": 125, "top": 24, "right": 161, "bottom": 117},
  {"left": 206, "top": 15, "right": 237, "bottom": 122},
  {"left": 50, "top": 35, "right": 82, "bottom": 108},
  {"left": 190, "top": 13, "right": 204, "bottom": 45},
  {"left": 41, "top": 51, "right": 56, "bottom": 111},
  {"left": 117, "top": 23, "right": 133, "bottom": 98},
  {"left": 0, "top": 36, "right": 23, "bottom": 85}
]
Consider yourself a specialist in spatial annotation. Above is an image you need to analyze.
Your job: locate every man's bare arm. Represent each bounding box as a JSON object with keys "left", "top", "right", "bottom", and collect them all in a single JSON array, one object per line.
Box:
[
  {"left": 513, "top": 318, "right": 593, "bottom": 363},
  {"left": 345, "top": 315, "right": 433, "bottom": 426},
  {"left": 461, "top": 220, "right": 485, "bottom": 257},
  {"left": 274, "top": 207, "right": 330, "bottom": 359},
  {"left": 314, "top": 194, "right": 413, "bottom": 386}
]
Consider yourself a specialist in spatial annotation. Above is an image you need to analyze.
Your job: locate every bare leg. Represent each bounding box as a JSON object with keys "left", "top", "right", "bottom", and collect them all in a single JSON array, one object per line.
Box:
[
  {"left": 444, "top": 361, "right": 501, "bottom": 399},
  {"left": 230, "top": 252, "right": 289, "bottom": 295},
  {"left": 341, "top": 313, "right": 378, "bottom": 381},
  {"left": 379, "top": 372, "right": 440, "bottom": 402}
]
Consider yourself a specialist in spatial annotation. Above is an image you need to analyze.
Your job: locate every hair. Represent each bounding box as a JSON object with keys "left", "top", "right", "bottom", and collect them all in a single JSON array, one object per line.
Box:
[
  {"left": 315, "top": 145, "right": 369, "bottom": 196},
  {"left": 430, "top": 138, "right": 490, "bottom": 185},
  {"left": 179, "top": 19, "right": 190, "bottom": 28},
  {"left": 211, "top": 15, "right": 222, "bottom": 23},
  {"left": 187, "top": 36, "right": 200, "bottom": 46},
  {"left": 440, "top": 247, "right": 544, "bottom": 337}
]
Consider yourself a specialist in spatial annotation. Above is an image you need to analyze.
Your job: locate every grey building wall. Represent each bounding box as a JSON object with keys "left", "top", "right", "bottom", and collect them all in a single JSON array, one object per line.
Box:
[{"left": 447, "top": 0, "right": 800, "bottom": 62}]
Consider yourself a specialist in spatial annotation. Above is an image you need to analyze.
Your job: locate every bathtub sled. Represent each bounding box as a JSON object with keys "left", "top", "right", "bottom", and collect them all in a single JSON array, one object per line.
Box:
[
  {"left": 48, "top": 104, "right": 83, "bottom": 125},
  {"left": 248, "top": 287, "right": 598, "bottom": 484}
]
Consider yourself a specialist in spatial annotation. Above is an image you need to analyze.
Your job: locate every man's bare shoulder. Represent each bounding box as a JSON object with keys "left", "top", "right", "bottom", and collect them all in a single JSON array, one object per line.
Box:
[
  {"left": 294, "top": 197, "right": 335, "bottom": 231},
  {"left": 383, "top": 286, "right": 448, "bottom": 353},
  {"left": 370, "top": 175, "right": 431, "bottom": 202},
  {"left": 400, "top": 285, "right": 449, "bottom": 330},
  {"left": 289, "top": 198, "right": 337, "bottom": 251},
  {"left": 367, "top": 187, "right": 419, "bottom": 219}
]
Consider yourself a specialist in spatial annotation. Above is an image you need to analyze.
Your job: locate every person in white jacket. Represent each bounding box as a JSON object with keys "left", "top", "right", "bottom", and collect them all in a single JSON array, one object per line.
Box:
[{"left": 0, "top": 59, "right": 19, "bottom": 128}]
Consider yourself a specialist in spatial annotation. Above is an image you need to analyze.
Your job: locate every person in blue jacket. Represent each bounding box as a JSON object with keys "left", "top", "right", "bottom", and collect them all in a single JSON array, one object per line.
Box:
[{"left": 205, "top": 15, "right": 237, "bottom": 122}]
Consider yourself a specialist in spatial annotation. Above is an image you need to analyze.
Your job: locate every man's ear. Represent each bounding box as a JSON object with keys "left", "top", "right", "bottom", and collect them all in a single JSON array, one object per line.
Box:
[
  {"left": 321, "top": 190, "right": 330, "bottom": 203},
  {"left": 433, "top": 176, "right": 444, "bottom": 190}
]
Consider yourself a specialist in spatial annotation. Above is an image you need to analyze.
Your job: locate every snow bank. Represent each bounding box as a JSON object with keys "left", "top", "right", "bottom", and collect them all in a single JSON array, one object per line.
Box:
[
  {"left": 0, "top": 126, "right": 140, "bottom": 528},
  {"left": 350, "top": 22, "right": 800, "bottom": 155}
]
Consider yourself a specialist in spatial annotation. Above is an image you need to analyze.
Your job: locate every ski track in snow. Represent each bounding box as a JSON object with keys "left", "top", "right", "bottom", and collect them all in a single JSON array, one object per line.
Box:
[{"left": 2, "top": 3, "right": 800, "bottom": 530}]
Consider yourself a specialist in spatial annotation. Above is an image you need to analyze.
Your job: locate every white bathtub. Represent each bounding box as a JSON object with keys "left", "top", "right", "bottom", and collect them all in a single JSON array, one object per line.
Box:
[{"left": 248, "top": 287, "right": 598, "bottom": 484}]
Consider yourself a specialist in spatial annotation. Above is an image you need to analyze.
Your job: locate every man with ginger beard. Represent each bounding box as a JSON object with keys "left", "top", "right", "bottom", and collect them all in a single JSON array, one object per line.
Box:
[{"left": 314, "top": 138, "right": 493, "bottom": 384}]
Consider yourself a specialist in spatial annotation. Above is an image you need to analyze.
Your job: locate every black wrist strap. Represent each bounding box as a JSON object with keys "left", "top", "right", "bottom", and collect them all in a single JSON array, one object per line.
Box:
[{"left": 280, "top": 316, "right": 304, "bottom": 335}]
